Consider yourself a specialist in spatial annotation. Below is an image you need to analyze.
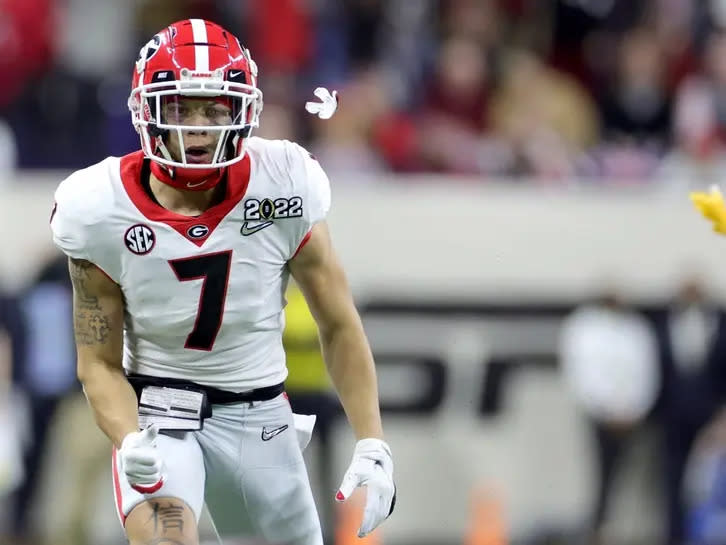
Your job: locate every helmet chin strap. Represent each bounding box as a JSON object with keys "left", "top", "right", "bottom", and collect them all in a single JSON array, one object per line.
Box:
[{"left": 149, "top": 136, "right": 225, "bottom": 191}]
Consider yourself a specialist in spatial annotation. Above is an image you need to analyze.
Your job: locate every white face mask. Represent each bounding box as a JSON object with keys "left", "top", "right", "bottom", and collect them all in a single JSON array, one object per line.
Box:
[{"left": 129, "top": 69, "right": 263, "bottom": 170}]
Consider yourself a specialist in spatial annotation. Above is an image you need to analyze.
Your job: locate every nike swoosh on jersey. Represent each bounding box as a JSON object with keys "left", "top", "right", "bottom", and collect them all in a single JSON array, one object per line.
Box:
[
  {"left": 241, "top": 221, "right": 273, "bottom": 236},
  {"left": 261, "top": 424, "right": 289, "bottom": 441}
]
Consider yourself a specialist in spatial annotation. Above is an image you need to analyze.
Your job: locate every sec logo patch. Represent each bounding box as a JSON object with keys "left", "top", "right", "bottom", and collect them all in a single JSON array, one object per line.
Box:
[{"left": 124, "top": 224, "right": 156, "bottom": 255}]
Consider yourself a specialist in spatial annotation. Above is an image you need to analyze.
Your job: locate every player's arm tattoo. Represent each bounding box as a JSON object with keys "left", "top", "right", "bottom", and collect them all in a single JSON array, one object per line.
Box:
[
  {"left": 69, "top": 258, "right": 111, "bottom": 346},
  {"left": 69, "top": 258, "right": 100, "bottom": 309},
  {"left": 146, "top": 501, "right": 185, "bottom": 535}
]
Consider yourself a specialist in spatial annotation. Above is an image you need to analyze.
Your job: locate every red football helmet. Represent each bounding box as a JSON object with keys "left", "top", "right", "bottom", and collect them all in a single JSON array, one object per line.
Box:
[{"left": 128, "top": 19, "right": 263, "bottom": 176}]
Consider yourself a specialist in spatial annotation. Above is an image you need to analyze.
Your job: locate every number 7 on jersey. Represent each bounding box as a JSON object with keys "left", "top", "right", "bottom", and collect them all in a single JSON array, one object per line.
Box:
[{"left": 169, "top": 251, "right": 232, "bottom": 351}]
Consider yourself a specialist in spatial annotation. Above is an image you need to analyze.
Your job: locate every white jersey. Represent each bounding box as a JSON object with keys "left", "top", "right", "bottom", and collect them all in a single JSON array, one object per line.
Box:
[{"left": 50, "top": 137, "right": 331, "bottom": 391}]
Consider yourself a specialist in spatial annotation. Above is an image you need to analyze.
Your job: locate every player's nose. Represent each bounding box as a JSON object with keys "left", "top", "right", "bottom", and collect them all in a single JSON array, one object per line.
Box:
[
  {"left": 184, "top": 112, "right": 212, "bottom": 135},
  {"left": 185, "top": 125, "right": 209, "bottom": 136}
]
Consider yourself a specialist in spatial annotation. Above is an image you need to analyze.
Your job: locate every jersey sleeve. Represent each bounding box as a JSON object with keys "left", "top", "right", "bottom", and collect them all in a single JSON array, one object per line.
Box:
[
  {"left": 50, "top": 174, "right": 92, "bottom": 260},
  {"left": 301, "top": 151, "right": 332, "bottom": 228},
  {"left": 285, "top": 142, "right": 332, "bottom": 258},
  {"left": 49, "top": 163, "right": 121, "bottom": 282}
]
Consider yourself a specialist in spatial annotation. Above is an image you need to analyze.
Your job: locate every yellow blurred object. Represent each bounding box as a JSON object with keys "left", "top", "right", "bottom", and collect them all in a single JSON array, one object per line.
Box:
[
  {"left": 283, "top": 284, "right": 331, "bottom": 392},
  {"left": 690, "top": 186, "right": 726, "bottom": 235}
]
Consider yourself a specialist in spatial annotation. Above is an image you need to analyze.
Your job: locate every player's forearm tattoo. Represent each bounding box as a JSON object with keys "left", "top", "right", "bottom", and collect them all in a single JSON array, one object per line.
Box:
[
  {"left": 147, "top": 501, "right": 185, "bottom": 534},
  {"left": 69, "top": 258, "right": 111, "bottom": 345}
]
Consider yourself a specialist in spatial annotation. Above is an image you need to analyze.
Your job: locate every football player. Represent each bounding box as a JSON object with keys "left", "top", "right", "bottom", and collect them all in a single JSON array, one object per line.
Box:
[{"left": 50, "top": 19, "right": 394, "bottom": 545}]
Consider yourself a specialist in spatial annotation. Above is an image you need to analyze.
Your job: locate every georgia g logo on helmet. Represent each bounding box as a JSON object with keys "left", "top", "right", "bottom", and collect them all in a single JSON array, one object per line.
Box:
[{"left": 136, "top": 34, "right": 162, "bottom": 74}]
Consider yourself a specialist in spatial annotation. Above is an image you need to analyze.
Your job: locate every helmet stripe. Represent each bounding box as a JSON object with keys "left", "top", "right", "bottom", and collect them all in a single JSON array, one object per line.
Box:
[{"left": 190, "top": 19, "right": 209, "bottom": 71}]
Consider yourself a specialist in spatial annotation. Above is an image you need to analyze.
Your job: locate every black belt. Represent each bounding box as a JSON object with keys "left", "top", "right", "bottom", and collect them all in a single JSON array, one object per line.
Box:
[{"left": 127, "top": 373, "right": 285, "bottom": 405}]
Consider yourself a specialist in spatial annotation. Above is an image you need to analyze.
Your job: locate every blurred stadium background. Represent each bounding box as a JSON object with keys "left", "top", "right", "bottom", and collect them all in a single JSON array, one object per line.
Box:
[{"left": 3, "top": 1, "right": 726, "bottom": 544}]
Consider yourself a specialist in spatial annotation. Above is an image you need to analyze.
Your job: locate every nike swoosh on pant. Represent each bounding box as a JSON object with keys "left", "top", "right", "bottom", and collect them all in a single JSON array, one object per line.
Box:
[{"left": 261, "top": 424, "right": 289, "bottom": 441}]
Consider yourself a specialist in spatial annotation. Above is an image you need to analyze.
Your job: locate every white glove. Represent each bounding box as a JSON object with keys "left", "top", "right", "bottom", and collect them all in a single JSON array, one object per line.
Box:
[
  {"left": 119, "top": 425, "right": 165, "bottom": 493},
  {"left": 305, "top": 87, "right": 338, "bottom": 119},
  {"left": 336, "top": 438, "right": 396, "bottom": 537}
]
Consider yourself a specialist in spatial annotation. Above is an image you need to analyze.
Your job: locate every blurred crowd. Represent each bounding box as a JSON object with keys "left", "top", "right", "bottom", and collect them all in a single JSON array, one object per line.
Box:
[
  {"left": 6, "top": 0, "right": 726, "bottom": 184},
  {"left": 560, "top": 281, "right": 726, "bottom": 545}
]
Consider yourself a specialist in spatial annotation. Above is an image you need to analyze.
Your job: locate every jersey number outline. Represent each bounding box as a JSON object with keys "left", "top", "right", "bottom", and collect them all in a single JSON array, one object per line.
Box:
[{"left": 169, "top": 250, "right": 232, "bottom": 351}]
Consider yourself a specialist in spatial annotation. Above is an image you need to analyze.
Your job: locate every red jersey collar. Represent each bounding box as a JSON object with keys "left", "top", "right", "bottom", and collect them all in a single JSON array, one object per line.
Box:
[{"left": 119, "top": 151, "right": 251, "bottom": 247}]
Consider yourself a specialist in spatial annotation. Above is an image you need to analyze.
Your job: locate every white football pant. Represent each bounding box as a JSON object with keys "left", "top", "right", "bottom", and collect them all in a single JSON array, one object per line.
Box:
[{"left": 112, "top": 393, "right": 323, "bottom": 545}]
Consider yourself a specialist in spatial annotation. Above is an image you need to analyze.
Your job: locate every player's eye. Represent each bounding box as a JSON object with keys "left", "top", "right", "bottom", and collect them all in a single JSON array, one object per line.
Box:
[
  {"left": 164, "top": 103, "right": 187, "bottom": 120},
  {"left": 206, "top": 106, "right": 232, "bottom": 122}
]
